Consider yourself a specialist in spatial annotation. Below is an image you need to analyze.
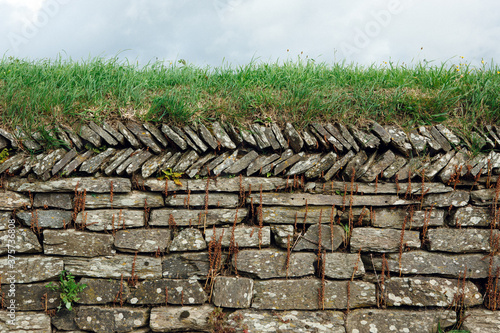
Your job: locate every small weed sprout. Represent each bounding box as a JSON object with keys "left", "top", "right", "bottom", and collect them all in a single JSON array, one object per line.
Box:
[{"left": 46, "top": 270, "right": 87, "bottom": 311}]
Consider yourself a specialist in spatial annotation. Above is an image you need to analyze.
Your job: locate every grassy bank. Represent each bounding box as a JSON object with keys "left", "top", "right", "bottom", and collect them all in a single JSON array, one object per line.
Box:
[{"left": 0, "top": 56, "right": 499, "bottom": 132}]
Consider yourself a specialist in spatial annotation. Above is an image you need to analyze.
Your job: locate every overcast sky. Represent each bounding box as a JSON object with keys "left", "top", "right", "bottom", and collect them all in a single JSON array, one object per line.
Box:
[{"left": 1, "top": 0, "right": 499, "bottom": 68}]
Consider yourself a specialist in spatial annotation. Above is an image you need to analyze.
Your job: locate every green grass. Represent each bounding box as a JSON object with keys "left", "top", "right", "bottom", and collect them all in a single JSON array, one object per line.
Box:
[{"left": 0, "top": 55, "right": 499, "bottom": 136}]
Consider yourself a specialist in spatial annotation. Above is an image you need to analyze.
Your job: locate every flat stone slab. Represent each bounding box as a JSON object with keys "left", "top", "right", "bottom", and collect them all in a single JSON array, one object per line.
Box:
[
  {"left": 349, "top": 125, "right": 380, "bottom": 150},
  {"left": 346, "top": 309, "right": 456, "bottom": 333},
  {"left": 235, "top": 249, "right": 316, "bottom": 279},
  {"left": 0, "top": 311, "right": 52, "bottom": 333},
  {"left": 162, "top": 252, "right": 228, "bottom": 279},
  {"left": 359, "top": 150, "right": 395, "bottom": 182},
  {"left": 142, "top": 151, "right": 172, "bottom": 178},
  {"left": 33, "top": 192, "right": 73, "bottom": 209},
  {"left": 212, "top": 121, "right": 236, "bottom": 149},
  {"left": 102, "top": 121, "right": 125, "bottom": 144},
  {"left": 0, "top": 211, "right": 11, "bottom": 230},
  {"left": 143, "top": 176, "right": 286, "bottom": 192},
  {"left": 371, "top": 208, "right": 444, "bottom": 229},
  {"left": 0, "top": 255, "right": 63, "bottom": 284},
  {"left": 451, "top": 206, "right": 492, "bottom": 227},
  {"left": 1, "top": 282, "right": 59, "bottom": 310},
  {"left": 0, "top": 191, "right": 30, "bottom": 210},
  {"left": 304, "top": 151, "right": 337, "bottom": 179},
  {"left": 205, "top": 225, "right": 271, "bottom": 248},
  {"left": 247, "top": 153, "right": 280, "bottom": 176},
  {"left": 228, "top": 309, "right": 345, "bottom": 333},
  {"left": 104, "top": 148, "right": 134, "bottom": 176},
  {"left": 61, "top": 150, "right": 93, "bottom": 176},
  {"left": 213, "top": 277, "right": 253, "bottom": 308},
  {"left": 184, "top": 125, "right": 208, "bottom": 152},
  {"left": 422, "top": 190, "right": 470, "bottom": 207},
  {"left": 252, "top": 278, "right": 376, "bottom": 310},
  {"left": 462, "top": 309, "right": 500, "bottom": 333},
  {"left": 471, "top": 189, "right": 500, "bottom": 205},
  {"left": 169, "top": 228, "right": 207, "bottom": 252},
  {"left": 350, "top": 227, "right": 420, "bottom": 253},
  {"left": 127, "top": 279, "right": 207, "bottom": 305},
  {"left": 294, "top": 224, "right": 345, "bottom": 252},
  {"left": 115, "top": 229, "right": 171, "bottom": 253},
  {"left": 43, "top": 229, "right": 114, "bottom": 257},
  {"left": 165, "top": 193, "right": 239, "bottom": 208},
  {"left": 143, "top": 123, "right": 168, "bottom": 147},
  {"left": 324, "top": 252, "right": 365, "bottom": 279},
  {"left": 0, "top": 228, "right": 41, "bottom": 255},
  {"left": 7, "top": 177, "right": 131, "bottom": 192},
  {"left": 150, "top": 208, "right": 247, "bottom": 227},
  {"left": 64, "top": 254, "right": 162, "bottom": 279},
  {"left": 385, "top": 276, "right": 482, "bottom": 307},
  {"left": 74, "top": 306, "right": 149, "bottom": 333},
  {"left": 77, "top": 277, "right": 130, "bottom": 304},
  {"left": 17, "top": 210, "right": 72, "bottom": 229},
  {"left": 75, "top": 209, "right": 145, "bottom": 231},
  {"left": 427, "top": 228, "right": 493, "bottom": 252},
  {"left": 323, "top": 150, "right": 355, "bottom": 181},
  {"left": 84, "top": 191, "right": 163, "bottom": 208},
  {"left": 287, "top": 153, "right": 322, "bottom": 176},
  {"left": 150, "top": 304, "right": 214, "bottom": 332}
]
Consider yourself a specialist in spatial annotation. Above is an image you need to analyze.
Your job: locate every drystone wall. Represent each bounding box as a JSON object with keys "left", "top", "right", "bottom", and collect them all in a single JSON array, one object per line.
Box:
[{"left": 1, "top": 121, "right": 500, "bottom": 333}]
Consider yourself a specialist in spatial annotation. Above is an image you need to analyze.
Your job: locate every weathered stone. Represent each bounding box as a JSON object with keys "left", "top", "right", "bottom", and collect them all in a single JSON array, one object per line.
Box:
[
  {"left": 184, "top": 125, "right": 208, "bottom": 152},
  {"left": 462, "top": 309, "right": 500, "bottom": 333},
  {"left": 223, "top": 123, "right": 243, "bottom": 146},
  {"left": 161, "top": 124, "right": 187, "bottom": 150},
  {"left": 128, "top": 279, "right": 207, "bottom": 305},
  {"left": 16, "top": 127, "right": 42, "bottom": 151},
  {"left": 0, "top": 256, "right": 63, "bottom": 284},
  {"left": 162, "top": 252, "right": 228, "bottom": 279},
  {"left": 32, "top": 149, "right": 66, "bottom": 176},
  {"left": 246, "top": 153, "right": 280, "bottom": 176},
  {"left": 324, "top": 252, "right": 365, "bottom": 279},
  {"left": 250, "top": 124, "right": 271, "bottom": 149},
  {"left": 309, "top": 125, "right": 330, "bottom": 150},
  {"left": 430, "top": 125, "right": 452, "bottom": 151},
  {"left": 197, "top": 123, "right": 218, "bottom": 150},
  {"left": 423, "top": 190, "right": 470, "bottom": 207},
  {"left": 350, "top": 227, "right": 420, "bottom": 252},
  {"left": 43, "top": 229, "right": 114, "bottom": 257},
  {"left": 386, "top": 125, "right": 412, "bottom": 155},
  {"left": 225, "top": 150, "right": 258, "bottom": 174},
  {"left": 451, "top": 206, "right": 492, "bottom": 227},
  {"left": 436, "top": 124, "right": 461, "bottom": 145},
  {"left": 126, "top": 121, "right": 162, "bottom": 154},
  {"left": 212, "top": 149, "right": 238, "bottom": 175},
  {"left": 64, "top": 255, "right": 162, "bottom": 279},
  {"left": 61, "top": 150, "right": 93, "bottom": 176},
  {"left": 123, "top": 150, "right": 152, "bottom": 175},
  {"left": 0, "top": 128, "right": 18, "bottom": 148},
  {"left": 0, "top": 228, "right": 41, "bottom": 255},
  {"left": 471, "top": 188, "right": 499, "bottom": 205},
  {"left": 0, "top": 135, "right": 6, "bottom": 150},
  {"left": 346, "top": 309, "right": 456, "bottom": 333},
  {"left": 325, "top": 123, "right": 351, "bottom": 151},
  {"left": 173, "top": 126, "right": 200, "bottom": 152},
  {"left": 304, "top": 152, "right": 337, "bottom": 179},
  {"left": 142, "top": 151, "right": 172, "bottom": 178},
  {"left": 269, "top": 123, "right": 287, "bottom": 150},
  {"left": 471, "top": 151, "right": 493, "bottom": 176},
  {"left": 312, "top": 123, "right": 343, "bottom": 151},
  {"left": 102, "top": 121, "right": 125, "bottom": 145},
  {"left": 323, "top": 150, "right": 355, "bottom": 181},
  {"left": 338, "top": 207, "right": 371, "bottom": 224},
  {"left": 143, "top": 123, "right": 168, "bottom": 147},
  {"left": 310, "top": 180, "right": 451, "bottom": 195},
  {"left": 424, "top": 149, "right": 456, "bottom": 179},
  {"left": 206, "top": 225, "right": 271, "bottom": 248},
  {"left": 372, "top": 208, "right": 444, "bottom": 229},
  {"left": 1, "top": 282, "right": 59, "bottom": 310},
  {"left": 271, "top": 224, "right": 294, "bottom": 248},
  {"left": 252, "top": 278, "right": 376, "bottom": 310},
  {"left": 77, "top": 277, "right": 130, "bottom": 304},
  {"left": 334, "top": 123, "right": 358, "bottom": 152},
  {"left": 395, "top": 157, "right": 423, "bottom": 180},
  {"left": 17, "top": 210, "right": 72, "bottom": 228},
  {"left": 262, "top": 127, "right": 279, "bottom": 150},
  {"left": 294, "top": 224, "right": 345, "bottom": 252},
  {"left": 359, "top": 150, "right": 395, "bottom": 182},
  {"left": 371, "top": 121, "right": 391, "bottom": 144},
  {"left": 300, "top": 128, "right": 318, "bottom": 149},
  {"left": 486, "top": 125, "right": 500, "bottom": 147},
  {"left": 80, "top": 148, "right": 116, "bottom": 174},
  {"left": 150, "top": 208, "right": 247, "bottom": 227},
  {"left": 79, "top": 124, "right": 102, "bottom": 147},
  {"left": 169, "top": 228, "right": 207, "bottom": 251},
  {"left": 274, "top": 152, "right": 304, "bottom": 175},
  {"left": 162, "top": 151, "right": 182, "bottom": 170},
  {"left": 427, "top": 228, "right": 492, "bottom": 252},
  {"left": 353, "top": 151, "right": 377, "bottom": 180},
  {"left": 417, "top": 126, "right": 441, "bottom": 153},
  {"left": 212, "top": 121, "right": 237, "bottom": 149},
  {"left": 198, "top": 151, "right": 230, "bottom": 176},
  {"left": 150, "top": 304, "right": 213, "bottom": 332},
  {"left": 229, "top": 309, "right": 345, "bottom": 333},
  {"left": 84, "top": 191, "right": 163, "bottom": 209},
  {"left": 235, "top": 249, "right": 316, "bottom": 279},
  {"left": 384, "top": 276, "right": 482, "bottom": 307},
  {"left": 169, "top": 177, "right": 287, "bottom": 192},
  {"left": 51, "top": 148, "right": 78, "bottom": 175},
  {"left": 211, "top": 279, "right": 253, "bottom": 311},
  {"left": 115, "top": 229, "right": 171, "bottom": 253},
  {"left": 287, "top": 153, "right": 322, "bottom": 176},
  {"left": 283, "top": 122, "right": 304, "bottom": 153},
  {"left": 240, "top": 127, "right": 258, "bottom": 147},
  {"left": 165, "top": 193, "right": 238, "bottom": 208},
  {"left": 439, "top": 150, "right": 469, "bottom": 182},
  {"left": 8, "top": 177, "right": 131, "bottom": 193},
  {"left": 74, "top": 306, "right": 149, "bottom": 333},
  {"left": 51, "top": 308, "right": 80, "bottom": 330},
  {"left": 0, "top": 154, "right": 26, "bottom": 174},
  {"left": 115, "top": 149, "right": 143, "bottom": 175},
  {"left": 0, "top": 211, "right": 11, "bottom": 230},
  {"left": 342, "top": 150, "right": 367, "bottom": 179},
  {"left": 408, "top": 129, "right": 428, "bottom": 154},
  {"left": 0, "top": 311, "right": 52, "bottom": 333},
  {"left": 60, "top": 124, "right": 84, "bottom": 150},
  {"left": 250, "top": 192, "right": 417, "bottom": 207},
  {"left": 349, "top": 125, "right": 380, "bottom": 150},
  {"left": 75, "top": 209, "right": 144, "bottom": 231},
  {"left": 260, "top": 206, "right": 336, "bottom": 224},
  {"left": 185, "top": 152, "right": 215, "bottom": 178},
  {"left": 89, "top": 121, "right": 119, "bottom": 146}
]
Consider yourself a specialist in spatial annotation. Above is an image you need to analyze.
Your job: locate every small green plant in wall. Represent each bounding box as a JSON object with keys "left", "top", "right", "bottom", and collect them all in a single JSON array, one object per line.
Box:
[
  {"left": 46, "top": 270, "right": 87, "bottom": 311},
  {"left": 158, "top": 168, "right": 184, "bottom": 186}
]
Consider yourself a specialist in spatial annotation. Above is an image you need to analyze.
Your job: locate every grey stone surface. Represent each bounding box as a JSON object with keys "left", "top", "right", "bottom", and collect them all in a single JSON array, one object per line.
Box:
[
  {"left": 32, "top": 148, "right": 66, "bottom": 176},
  {"left": 350, "top": 227, "right": 420, "bottom": 253},
  {"left": 162, "top": 252, "right": 228, "bottom": 279},
  {"left": 165, "top": 193, "right": 239, "bottom": 208},
  {"left": 250, "top": 124, "right": 271, "bottom": 149},
  {"left": 265, "top": 126, "right": 281, "bottom": 150},
  {"left": 0, "top": 228, "right": 41, "bottom": 255},
  {"left": 206, "top": 225, "right": 271, "bottom": 248},
  {"left": 384, "top": 276, "right": 482, "bottom": 307},
  {"left": 430, "top": 125, "right": 452, "bottom": 151},
  {"left": 184, "top": 125, "right": 209, "bottom": 152},
  {"left": 143, "top": 123, "right": 168, "bottom": 147},
  {"left": 43, "top": 229, "right": 114, "bottom": 257},
  {"left": 0, "top": 211, "right": 11, "bottom": 230},
  {"left": 169, "top": 228, "right": 207, "bottom": 251},
  {"left": 312, "top": 123, "right": 343, "bottom": 151},
  {"left": 0, "top": 282, "right": 59, "bottom": 310},
  {"left": 284, "top": 122, "right": 304, "bottom": 153},
  {"left": 235, "top": 249, "right": 316, "bottom": 279},
  {"left": 224, "top": 123, "right": 243, "bottom": 146},
  {"left": 323, "top": 150, "right": 355, "bottom": 181},
  {"left": 61, "top": 150, "right": 93, "bottom": 176},
  {"left": 260, "top": 205, "right": 336, "bottom": 224},
  {"left": 301, "top": 128, "right": 319, "bottom": 149},
  {"left": 163, "top": 151, "right": 182, "bottom": 170},
  {"left": 349, "top": 125, "right": 380, "bottom": 150},
  {"left": 395, "top": 157, "right": 423, "bottom": 180},
  {"left": 64, "top": 254, "right": 162, "bottom": 279},
  {"left": 439, "top": 150, "right": 468, "bottom": 183},
  {"left": 271, "top": 123, "right": 288, "bottom": 149},
  {"left": 436, "top": 124, "right": 461, "bottom": 145},
  {"left": 371, "top": 121, "right": 391, "bottom": 144},
  {"left": 8, "top": 177, "right": 131, "bottom": 192},
  {"left": 359, "top": 150, "right": 395, "bottom": 182},
  {"left": 240, "top": 127, "right": 258, "bottom": 147},
  {"left": 173, "top": 126, "right": 200, "bottom": 152},
  {"left": 261, "top": 149, "right": 294, "bottom": 175},
  {"left": 305, "top": 151, "right": 337, "bottom": 179},
  {"left": 247, "top": 153, "right": 280, "bottom": 176},
  {"left": 225, "top": 150, "right": 258, "bottom": 174},
  {"left": 424, "top": 149, "right": 456, "bottom": 179},
  {"left": 422, "top": 190, "right": 470, "bottom": 207},
  {"left": 128, "top": 279, "right": 207, "bottom": 305},
  {"left": 79, "top": 124, "right": 102, "bottom": 147},
  {"left": 125, "top": 150, "right": 153, "bottom": 175},
  {"left": 0, "top": 311, "right": 52, "bottom": 333},
  {"left": 197, "top": 123, "right": 218, "bottom": 150},
  {"left": 89, "top": 121, "right": 119, "bottom": 146},
  {"left": 271, "top": 224, "right": 294, "bottom": 248},
  {"left": 287, "top": 153, "right": 322, "bottom": 176},
  {"left": 61, "top": 124, "right": 84, "bottom": 150},
  {"left": 418, "top": 125, "right": 443, "bottom": 153},
  {"left": 126, "top": 121, "right": 162, "bottom": 153},
  {"left": 336, "top": 123, "right": 359, "bottom": 151},
  {"left": 161, "top": 124, "right": 187, "bottom": 150},
  {"left": 0, "top": 153, "right": 26, "bottom": 174},
  {"left": 324, "top": 252, "right": 365, "bottom": 279},
  {"left": 74, "top": 306, "right": 149, "bottom": 333},
  {"left": 353, "top": 151, "right": 377, "bottom": 180},
  {"left": 371, "top": 208, "right": 444, "bottom": 229},
  {"left": 343, "top": 150, "right": 368, "bottom": 179},
  {"left": 0, "top": 191, "right": 30, "bottom": 210},
  {"left": 115, "top": 149, "right": 144, "bottom": 175},
  {"left": 51, "top": 148, "right": 77, "bottom": 175},
  {"left": 185, "top": 152, "right": 215, "bottom": 178},
  {"left": 471, "top": 188, "right": 500, "bottom": 205},
  {"left": 77, "top": 277, "right": 130, "bottom": 304},
  {"left": 187, "top": 176, "right": 287, "bottom": 192},
  {"left": 150, "top": 208, "right": 247, "bottom": 227},
  {"left": 0, "top": 128, "right": 19, "bottom": 148},
  {"left": 274, "top": 151, "right": 304, "bottom": 175},
  {"left": 75, "top": 209, "right": 145, "bottom": 231},
  {"left": 80, "top": 148, "right": 116, "bottom": 174},
  {"left": 252, "top": 278, "right": 376, "bottom": 310},
  {"left": 386, "top": 125, "right": 412, "bottom": 156},
  {"left": 451, "top": 206, "right": 492, "bottom": 227},
  {"left": 213, "top": 277, "right": 253, "bottom": 308},
  {"left": 213, "top": 121, "right": 237, "bottom": 149},
  {"left": 309, "top": 125, "right": 330, "bottom": 150},
  {"left": 142, "top": 151, "right": 172, "bottom": 178},
  {"left": 102, "top": 121, "right": 125, "bottom": 145},
  {"left": 0, "top": 255, "right": 63, "bottom": 283},
  {"left": 294, "top": 224, "right": 345, "bottom": 252},
  {"left": 346, "top": 309, "right": 456, "bottom": 333},
  {"left": 462, "top": 309, "right": 500, "bottom": 333},
  {"left": 150, "top": 304, "right": 214, "bottom": 332},
  {"left": 427, "top": 228, "right": 493, "bottom": 252},
  {"left": 212, "top": 149, "right": 238, "bottom": 175},
  {"left": 84, "top": 190, "right": 163, "bottom": 209},
  {"left": 408, "top": 129, "right": 428, "bottom": 154},
  {"left": 115, "top": 229, "right": 171, "bottom": 253},
  {"left": 16, "top": 127, "right": 42, "bottom": 151},
  {"left": 17, "top": 210, "right": 72, "bottom": 228},
  {"left": 325, "top": 123, "right": 351, "bottom": 150}
]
